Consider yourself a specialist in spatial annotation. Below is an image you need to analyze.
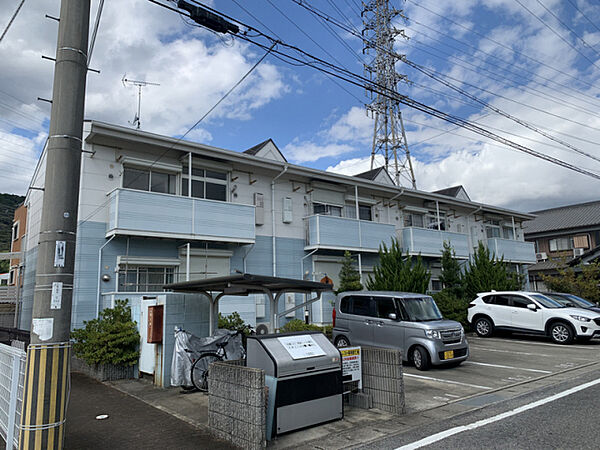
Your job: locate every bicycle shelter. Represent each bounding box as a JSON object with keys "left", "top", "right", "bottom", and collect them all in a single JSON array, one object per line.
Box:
[{"left": 164, "top": 273, "right": 333, "bottom": 335}]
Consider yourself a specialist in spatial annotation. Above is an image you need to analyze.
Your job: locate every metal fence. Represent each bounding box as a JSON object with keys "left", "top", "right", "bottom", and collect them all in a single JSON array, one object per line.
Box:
[{"left": 0, "top": 344, "right": 26, "bottom": 449}]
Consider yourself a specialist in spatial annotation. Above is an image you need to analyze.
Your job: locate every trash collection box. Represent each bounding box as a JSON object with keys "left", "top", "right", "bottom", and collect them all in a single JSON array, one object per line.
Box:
[{"left": 246, "top": 331, "right": 343, "bottom": 435}]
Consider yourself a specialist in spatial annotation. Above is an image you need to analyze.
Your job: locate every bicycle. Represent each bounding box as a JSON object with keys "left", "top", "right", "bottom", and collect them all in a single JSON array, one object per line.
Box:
[{"left": 189, "top": 327, "right": 251, "bottom": 391}]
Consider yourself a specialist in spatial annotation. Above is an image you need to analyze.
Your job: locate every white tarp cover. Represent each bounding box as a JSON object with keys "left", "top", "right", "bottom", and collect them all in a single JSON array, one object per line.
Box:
[{"left": 170, "top": 328, "right": 244, "bottom": 387}]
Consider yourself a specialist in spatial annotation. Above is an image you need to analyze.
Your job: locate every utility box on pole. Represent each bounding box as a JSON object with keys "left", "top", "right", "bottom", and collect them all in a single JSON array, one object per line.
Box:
[{"left": 20, "top": 1, "right": 90, "bottom": 449}]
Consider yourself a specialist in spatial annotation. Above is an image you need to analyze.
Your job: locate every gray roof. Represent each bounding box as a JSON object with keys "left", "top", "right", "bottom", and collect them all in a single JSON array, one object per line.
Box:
[
  {"left": 527, "top": 260, "right": 563, "bottom": 273},
  {"left": 354, "top": 167, "right": 389, "bottom": 181},
  {"left": 433, "top": 185, "right": 464, "bottom": 198},
  {"left": 243, "top": 139, "right": 271, "bottom": 156},
  {"left": 523, "top": 200, "right": 600, "bottom": 235}
]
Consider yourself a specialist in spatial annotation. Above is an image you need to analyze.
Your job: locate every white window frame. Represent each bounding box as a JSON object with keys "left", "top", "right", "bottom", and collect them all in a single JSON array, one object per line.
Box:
[
  {"left": 11, "top": 221, "right": 19, "bottom": 241},
  {"left": 181, "top": 163, "right": 229, "bottom": 202},
  {"left": 122, "top": 165, "right": 178, "bottom": 195}
]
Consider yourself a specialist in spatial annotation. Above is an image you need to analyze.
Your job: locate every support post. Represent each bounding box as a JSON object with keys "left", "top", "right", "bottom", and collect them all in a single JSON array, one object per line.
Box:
[{"left": 21, "top": 2, "right": 90, "bottom": 449}]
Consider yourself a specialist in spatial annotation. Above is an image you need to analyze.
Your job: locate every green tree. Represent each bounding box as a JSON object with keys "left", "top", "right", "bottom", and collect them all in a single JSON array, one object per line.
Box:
[
  {"left": 541, "top": 261, "right": 600, "bottom": 303},
  {"left": 439, "top": 241, "right": 464, "bottom": 298},
  {"left": 434, "top": 242, "right": 470, "bottom": 327},
  {"left": 366, "top": 238, "right": 431, "bottom": 293},
  {"left": 71, "top": 299, "right": 140, "bottom": 366},
  {"left": 218, "top": 311, "right": 248, "bottom": 332},
  {"left": 337, "top": 250, "right": 363, "bottom": 294},
  {"left": 463, "top": 242, "right": 524, "bottom": 300}
]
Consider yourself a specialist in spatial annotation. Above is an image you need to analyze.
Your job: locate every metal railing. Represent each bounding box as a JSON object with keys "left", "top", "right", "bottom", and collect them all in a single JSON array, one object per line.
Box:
[{"left": 0, "top": 344, "right": 26, "bottom": 449}]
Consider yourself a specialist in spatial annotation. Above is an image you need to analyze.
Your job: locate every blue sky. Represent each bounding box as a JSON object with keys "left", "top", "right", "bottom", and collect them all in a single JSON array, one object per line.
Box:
[{"left": 2, "top": 0, "right": 600, "bottom": 212}]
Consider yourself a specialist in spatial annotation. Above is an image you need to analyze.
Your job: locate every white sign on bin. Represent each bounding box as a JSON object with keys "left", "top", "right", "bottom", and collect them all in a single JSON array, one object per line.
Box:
[
  {"left": 340, "top": 346, "right": 362, "bottom": 389},
  {"left": 277, "top": 335, "right": 326, "bottom": 360}
]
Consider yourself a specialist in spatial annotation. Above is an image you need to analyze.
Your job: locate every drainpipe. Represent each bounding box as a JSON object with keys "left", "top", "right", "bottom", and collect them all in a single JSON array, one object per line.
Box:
[
  {"left": 243, "top": 243, "right": 255, "bottom": 273},
  {"left": 301, "top": 249, "right": 318, "bottom": 322},
  {"left": 186, "top": 242, "right": 190, "bottom": 281},
  {"left": 271, "top": 165, "right": 288, "bottom": 276},
  {"left": 355, "top": 185, "right": 361, "bottom": 248},
  {"left": 96, "top": 235, "right": 116, "bottom": 318},
  {"left": 467, "top": 205, "right": 483, "bottom": 261}
]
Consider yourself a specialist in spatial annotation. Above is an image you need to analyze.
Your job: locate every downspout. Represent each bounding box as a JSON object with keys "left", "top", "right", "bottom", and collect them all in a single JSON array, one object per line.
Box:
[
  {"left": 467, "top": 205, "right": 483, "bottom": 262},
  {"left": 242, "top": 243, "right": 255, "bottom": 273},
  {"left": 355, "top": 185, "right": 361, "bottom": 248},
  {"left": 272, "top": 165, "right": 288, "bottom": 276},
  {"left": 96, "top": 235, "right": 116, "bottom": 318},
  {"left": 301, "top": 249, "right": 318, "bottom": 322}
]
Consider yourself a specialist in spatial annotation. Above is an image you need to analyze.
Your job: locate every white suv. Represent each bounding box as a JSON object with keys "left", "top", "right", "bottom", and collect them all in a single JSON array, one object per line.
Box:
[{"left": 467, "top": 291, "right": 600, "bottom": 344}]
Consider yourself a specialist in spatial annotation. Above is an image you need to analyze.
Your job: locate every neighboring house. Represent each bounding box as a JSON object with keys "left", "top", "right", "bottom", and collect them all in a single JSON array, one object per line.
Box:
[
  {"left": 524, "top": 200, "right": 600, "bottom": 290},
  {"left": 9, "top": 203, "right": 27, "bottom": 288},
  {"left": 16, "top": 121, "right": 535, "bottom": 384}
]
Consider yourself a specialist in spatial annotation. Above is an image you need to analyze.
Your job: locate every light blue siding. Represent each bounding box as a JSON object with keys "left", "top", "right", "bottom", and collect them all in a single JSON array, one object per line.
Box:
[
  {"left": 305, "top": 215, "right": 395, "bottom": 251},
  {"left": 487, "top": 238, "right": 536, "bottom": 264},
  {"left": 108, "top": 189, "right": 255, "bottom": 242},
  {"left": 400, "top": 227, "right": 470, "bottom": 258}
]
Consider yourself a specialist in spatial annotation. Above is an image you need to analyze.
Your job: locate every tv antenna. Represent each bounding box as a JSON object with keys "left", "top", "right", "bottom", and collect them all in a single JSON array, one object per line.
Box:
[{"left": 122, "top": 75, "right": 160, "bottom": 129}]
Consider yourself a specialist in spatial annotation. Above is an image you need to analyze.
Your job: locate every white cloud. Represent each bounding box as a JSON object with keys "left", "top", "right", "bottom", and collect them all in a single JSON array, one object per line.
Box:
[{"left": 284, "top": 141, "right": 355, "bottom": 163}]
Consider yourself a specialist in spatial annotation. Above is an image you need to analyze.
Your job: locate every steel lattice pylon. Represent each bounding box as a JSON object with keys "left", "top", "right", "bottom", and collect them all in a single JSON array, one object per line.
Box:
[{"left": 362, "top": 0, "right": 416, "bottom": 188}]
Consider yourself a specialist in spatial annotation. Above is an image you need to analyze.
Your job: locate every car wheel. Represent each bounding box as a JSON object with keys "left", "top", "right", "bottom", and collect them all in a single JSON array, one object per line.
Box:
[
  {"left": 550, "top": 322, "right": 574, "bottom": 345},
  {"left": 335, "top": 336, "right": 350, "bottom": 348},
  {"left": 412, "top": 346, "right": 431, "bottom": 371},
  {"left": 474, "top": 317, "right": 493, "bottom": 337}
]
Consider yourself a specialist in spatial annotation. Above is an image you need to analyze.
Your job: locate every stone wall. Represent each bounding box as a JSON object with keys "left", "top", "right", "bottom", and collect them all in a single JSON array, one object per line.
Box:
[
  {"left": 208, "top": 362, "right": 266, "bottom": 449},
  {"left": 352, "top": 346, "right": 405, "bottom": 415},
  {"left": 71, "top": 356, "right": 137, "bottom": 381}
]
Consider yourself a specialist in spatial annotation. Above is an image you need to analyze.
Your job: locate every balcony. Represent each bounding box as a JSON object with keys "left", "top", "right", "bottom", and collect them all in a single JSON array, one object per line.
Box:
[
  {"left": 305, "top": 215, "right": 395, "bottom": 252},
  {"left": 400, "top": 227, "right": 470, "bottom": 258},
  {"left": 107, "top": 188, "right": 255, "bottom": 243},
  {"left": 487, "top": 238, "right": 536, "bottom": 264}
]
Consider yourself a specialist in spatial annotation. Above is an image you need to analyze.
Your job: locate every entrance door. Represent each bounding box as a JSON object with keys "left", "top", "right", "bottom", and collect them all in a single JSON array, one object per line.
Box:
[{"left": 140, "top": 298, "right": 157, "bottom": 375}]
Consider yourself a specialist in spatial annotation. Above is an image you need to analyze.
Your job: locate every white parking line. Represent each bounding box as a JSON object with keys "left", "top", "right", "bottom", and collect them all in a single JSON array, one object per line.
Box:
[
  {"left": 462, "top": 361, "right": 552, "bottom": 374},
  {"left": 395, "top": 377, "right": 600, "bottom": 450},
  {"left": 467, "top": 346, "right": 551, "bottom": 357},
  {"left": 404, "top": 373, "right": 491, "bottom": 390},
  {"left": 469, "top": 336, "right": 600, "bottom": 350}
]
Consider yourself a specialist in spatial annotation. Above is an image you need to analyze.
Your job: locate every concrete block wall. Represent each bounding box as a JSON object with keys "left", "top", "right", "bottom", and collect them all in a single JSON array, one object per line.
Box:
[
  {"left": 360, "top": 346, "right": 405, "bottom": 415},
  {"left": 208, "top": 362, "right": 266, "bottom": 449}
]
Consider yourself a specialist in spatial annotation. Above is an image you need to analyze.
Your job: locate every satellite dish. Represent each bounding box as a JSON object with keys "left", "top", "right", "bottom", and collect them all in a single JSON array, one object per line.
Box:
[{"left": 255, "top": 324, "right": 269, "bottom": 335}]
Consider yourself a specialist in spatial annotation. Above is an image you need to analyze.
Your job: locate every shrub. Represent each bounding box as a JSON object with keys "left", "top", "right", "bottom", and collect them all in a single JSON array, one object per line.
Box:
[
  {"left": 337, "top": 250, "right": 363, "bottom": 293},
  {"left": 433, "top": 291, "right": 470, "bottom": 328},
  {"left": 280, "top": 319, "right": 321, "bottom": 333},
  {"left": 71, "top": 299, "right": 140, "bottom": 367},
  {"left": 218, "top": 311, "right": 249, "bottom": 332}
]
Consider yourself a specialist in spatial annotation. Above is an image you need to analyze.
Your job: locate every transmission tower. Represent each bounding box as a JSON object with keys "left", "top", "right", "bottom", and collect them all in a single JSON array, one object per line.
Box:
[{"left": 362, "top": 0, "right": 416, "bottom": 188}]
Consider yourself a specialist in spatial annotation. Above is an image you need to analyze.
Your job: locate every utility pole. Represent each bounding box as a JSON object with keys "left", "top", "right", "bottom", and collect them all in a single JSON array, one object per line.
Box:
[
  {"left": 362, "top": 0, "right": 416, "bottom": 188},
  {"left": 20, "top": 1, "right": 90, "bottom": 449}
]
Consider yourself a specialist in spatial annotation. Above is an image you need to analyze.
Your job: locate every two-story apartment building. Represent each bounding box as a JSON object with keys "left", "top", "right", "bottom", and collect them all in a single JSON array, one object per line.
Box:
[
  {"left": 17, "top": 121, "right": 535, "bottom": 384},
  {"left": 524, "top": 200, "right": 600, "bottom": 290}
]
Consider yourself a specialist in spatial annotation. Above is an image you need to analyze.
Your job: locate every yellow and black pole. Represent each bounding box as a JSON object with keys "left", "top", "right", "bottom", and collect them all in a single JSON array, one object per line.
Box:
[{"left": 20, "top": 1, "right": 90, "bottom": 448}]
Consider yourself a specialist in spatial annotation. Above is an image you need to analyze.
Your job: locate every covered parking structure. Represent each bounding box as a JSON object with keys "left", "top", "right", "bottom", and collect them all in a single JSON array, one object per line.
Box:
[{"left": 164, "top": 273, "right": 333, "bottom": 334}]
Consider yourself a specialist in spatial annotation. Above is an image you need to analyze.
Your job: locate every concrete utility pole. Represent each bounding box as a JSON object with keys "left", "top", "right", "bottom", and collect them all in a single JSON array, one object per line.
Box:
[{"left": 20, "top": 1, "right": 90, "bottom": 449}]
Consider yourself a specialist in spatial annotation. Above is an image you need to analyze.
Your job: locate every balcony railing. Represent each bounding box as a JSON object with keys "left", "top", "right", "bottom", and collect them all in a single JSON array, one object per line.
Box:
[
  {"left": 400, "top": 227, "right": 470, "bottom": 258},
  {"left": 487, "top": 238, "right": 536, "bottom": 264},
  {"left": 107, "top": 188, "right": 255, "bottom": 243},
  {"left": 305, "top": 215, "right": 395, "bottom": 252}
]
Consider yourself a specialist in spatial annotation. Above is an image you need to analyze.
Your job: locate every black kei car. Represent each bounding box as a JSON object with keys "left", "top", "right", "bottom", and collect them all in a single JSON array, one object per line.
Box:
[{"left": 544, "top": 292, "right": 600, "bottom": 314}]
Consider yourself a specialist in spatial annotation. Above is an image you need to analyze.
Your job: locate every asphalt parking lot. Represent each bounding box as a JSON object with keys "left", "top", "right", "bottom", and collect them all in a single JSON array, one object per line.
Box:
[{"left": 403, "top": 332, "right": 600, "bottom": 412}]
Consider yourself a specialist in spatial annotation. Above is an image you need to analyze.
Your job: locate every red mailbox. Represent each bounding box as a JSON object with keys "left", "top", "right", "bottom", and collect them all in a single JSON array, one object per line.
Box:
[{"left": 147, "top": 305, "right": 164, "bottom": 343}]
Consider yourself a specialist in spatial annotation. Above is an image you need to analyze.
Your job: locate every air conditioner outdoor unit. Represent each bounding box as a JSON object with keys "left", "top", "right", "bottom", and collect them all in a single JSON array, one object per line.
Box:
[
  {"left": 573, "top": 248, "right": 585, "bottom": 257},
  {"left": 536, "top": 252, "right": 547, "bottom": 261}
]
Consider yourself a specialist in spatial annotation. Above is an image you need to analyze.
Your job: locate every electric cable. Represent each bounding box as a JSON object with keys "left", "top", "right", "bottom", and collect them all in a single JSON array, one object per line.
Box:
[{"left": 0, "top": 0, "right": 25, "bottom": 44}]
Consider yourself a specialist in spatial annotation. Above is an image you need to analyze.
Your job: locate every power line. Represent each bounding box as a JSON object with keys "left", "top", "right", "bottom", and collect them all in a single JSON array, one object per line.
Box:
[
  {"left": 0, "top": 0, "right": 25, "bottom": 43},
  {"left": 289, "top": 0, "right": 600, "bottom": 168},
  {"left": 159, "top": 0, "right": 600, "bottom": 181},
  {"left": 534, "top": 0, "right": 600, "bottom": 59},
  {"left": 514, "top": 0, "right": 600, "bottom": 70},
  {"left": 566, "top": 0, "right": 600, "bottom": 43},
  {"left": 405, "top": 0, "right": 600, "bottom": 92}
]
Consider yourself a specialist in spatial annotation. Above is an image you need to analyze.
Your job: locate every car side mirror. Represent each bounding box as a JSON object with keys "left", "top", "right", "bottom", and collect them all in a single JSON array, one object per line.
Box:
[
  {"left": 388, "top": 313, "right": 398, "bottom": 320},
  {"left": 527, "top": 304, "right": 537, "bottom": 311}
]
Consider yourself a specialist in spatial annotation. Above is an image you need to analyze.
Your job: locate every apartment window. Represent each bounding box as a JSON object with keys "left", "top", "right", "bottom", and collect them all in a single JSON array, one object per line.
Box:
[
  {"left": 123, "top": 167, "right": 176, "bottom": 194},
  {"left": 313, "top": 203, "right": 342, "bottom": 217},
  {"left": 431, "top": 279, "right": 443, "bottom": 292},
  {"left": 549, "top": 237, "right": 573, "bottom": 252},
  {"left": 485, "top": 220, "right": 501, "bottom": 238},
  {"left": 8, "top": 270, "right": 15, "bottom": 285},
  {"left": 181, "top": 166, "right": 228, "bottom": 201},
  {"left": 502, "top": 226, "right": 515, "bottom": 240},
  {"left": 11, "top": 222, "right": 19, "bottom": 241},
  {"left": 118, "top": 266, "right": 174, "bottom": 292},
  {"left": 344, "top": 204, "right": 372, "bottom": 221},
  {"left": 404, "top": 212, "right": 424, "bottom": 228},
  {"left": 426, "top": 212, "right": 446, "bottom": 231}
]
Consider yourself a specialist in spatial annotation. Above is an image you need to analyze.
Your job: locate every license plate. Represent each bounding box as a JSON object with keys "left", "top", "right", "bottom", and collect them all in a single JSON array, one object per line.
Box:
[{"left": 444, "top": 350, "right": 454, "bottom": 360}]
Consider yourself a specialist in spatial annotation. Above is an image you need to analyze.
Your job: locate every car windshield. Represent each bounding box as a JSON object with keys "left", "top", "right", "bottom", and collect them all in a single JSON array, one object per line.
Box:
[
  {"left": 562, "top": 294, "right": 595, "bottom": 308},
  {"left": 397, "top": 297, "right": 443, "bottom": 321},
  {"left": 531, "top": 294, "right": 564, "bottom": 309}
]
